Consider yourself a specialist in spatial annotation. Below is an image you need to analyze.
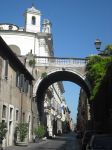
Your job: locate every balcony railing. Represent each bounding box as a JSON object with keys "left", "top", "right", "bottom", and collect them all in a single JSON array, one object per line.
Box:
[{"left": 35, "top": 56, "right": 88, "bottom": 66}]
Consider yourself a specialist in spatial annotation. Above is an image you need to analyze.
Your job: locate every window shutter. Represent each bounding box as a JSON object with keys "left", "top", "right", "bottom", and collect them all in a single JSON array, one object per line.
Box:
[
  {"left": 22, "top": 75, "right": 25, "bottom": 92},
  {"left": 19, "top": 74, "right": 24, "bottom": 90},
  {"left": 16, "top": 72, "right": 19, "bottom": 87},
  {"left": 25, "top": 80, "right": 29, "bottom": 93},
  {"left": 4, "top": 60, "right": 8, "bottom": 79}
]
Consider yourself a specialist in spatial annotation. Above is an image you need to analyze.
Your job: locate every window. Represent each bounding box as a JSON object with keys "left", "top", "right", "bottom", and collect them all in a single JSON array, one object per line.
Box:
[
  {"left": 10, "top": 107, "right": 13, "bottom": 120},
  {"left": 16, "top": 72, "right": 19, "bottom": 87},
  {"left": 24, "top": 80, "right": 29, "bottom": 94},
  {"left": 16, "top": 73, "right": 28, "bottom": 93},
  {"left": 3, "top": 59, "right": 8, "bottom": 79},
  {"left": 22, "top": 112, "right": 25, "bottom": 123},
  {"left": 2, "top": 120, "right": 5, "bottom": 123},
  {"left": 19, "top": 74, "right": 24, "bottom": 90},
  {"left": 32, "top": 16, "right": 36, "bottom": 25},
  {"left": 2, "top": 105, "right": 7, "bottom": 118},
  {"left": 15, "top": 110, "right": 19, "bottom": 121}
]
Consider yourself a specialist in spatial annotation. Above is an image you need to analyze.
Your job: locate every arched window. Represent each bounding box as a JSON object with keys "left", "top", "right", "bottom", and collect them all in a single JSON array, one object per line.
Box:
[{"left": 32, "top": 16, "right": 36, "bottom": 25}]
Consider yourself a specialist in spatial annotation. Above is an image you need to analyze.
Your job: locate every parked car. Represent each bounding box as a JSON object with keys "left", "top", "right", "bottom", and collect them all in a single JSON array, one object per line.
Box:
[
  {"left": 81, "top": 130, "right": 102, "bottom": 150},
  {"left": 86, "top": 134, "right": 112, "bottom": 150}
]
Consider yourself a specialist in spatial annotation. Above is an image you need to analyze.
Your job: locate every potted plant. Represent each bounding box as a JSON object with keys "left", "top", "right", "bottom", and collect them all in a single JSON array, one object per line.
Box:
[
  {"left": 33, "top": 124, "right": 46, "bottom": 143},
  {"left": 15, "top": 123, "right": 28, "bottom": 146},
  {"left": 0, "top": 122, "right": 7, "bottom": 149}
]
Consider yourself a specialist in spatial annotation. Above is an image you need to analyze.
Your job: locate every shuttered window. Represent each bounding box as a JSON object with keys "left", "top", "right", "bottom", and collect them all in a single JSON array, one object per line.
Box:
[
  {"left": 19, "top": 74, "right": 24, "bottom": 90},
  {"left": 4, "top": 59, "right": 8, "bottom": 79},
  {"left": 16, "top": 73, "right": 30, "bottom": 94},
  {"left": 2, "top": 105, "right": 7, "bottom": 118},
  {"left": 16, "top": 72, "right": 19, "bottom": 87},
  {"left": 15, "top": 110, "right": 19, "bottom": 121},
  {"left": 24, "top": 80, "right": 29, "bottom": 94}
]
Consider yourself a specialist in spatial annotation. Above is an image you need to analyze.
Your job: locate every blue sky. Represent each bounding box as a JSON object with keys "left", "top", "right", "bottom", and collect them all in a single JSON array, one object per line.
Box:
[{"left": 0, "top": 0, "right": 112, "bottom": 122}]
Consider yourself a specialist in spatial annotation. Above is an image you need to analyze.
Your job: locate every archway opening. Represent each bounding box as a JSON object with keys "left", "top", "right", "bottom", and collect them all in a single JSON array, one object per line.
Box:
[
  {"left": 35, "top": 70, "right": 90, "bottom": 135},
  {"left": 63, "top": 81, "right": 80, "bottom": 123}
]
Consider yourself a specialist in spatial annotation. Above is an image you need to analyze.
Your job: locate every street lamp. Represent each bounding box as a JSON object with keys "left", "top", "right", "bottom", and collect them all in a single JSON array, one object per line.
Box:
[
  {"left": 94, "top": 39, "right": 102, "bottom": 51},
  {"left": 94, "top": 39, "right": 112, "bottom": 56},
  {"left": 94, "top": 39, "right": 107, "bottom": 55}
]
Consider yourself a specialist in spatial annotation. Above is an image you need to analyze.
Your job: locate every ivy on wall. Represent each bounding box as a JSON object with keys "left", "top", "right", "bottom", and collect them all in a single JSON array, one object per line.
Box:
[{"left": 86, "top": 55, "right": 112, "bottom": 101}]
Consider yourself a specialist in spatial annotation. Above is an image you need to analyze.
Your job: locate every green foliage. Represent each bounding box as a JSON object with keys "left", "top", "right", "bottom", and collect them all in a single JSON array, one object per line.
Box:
[
  {"left": 29, "top": 59, "right": 36, "bottom": 67},
  {"left": 0, "top": 122, "right": 7, "bottom": 139},
  {"left": 104, "top": 45, "right": 112, "bottom": 55},
  {"left": 34, "top": 124, "right": 45, "bottom": 139},
  {"left": 41, "top": 72, "right": 47, "bottom": 78},
  {"left": 86, "top": 55, "right": 112, "bottom": 101},
  {"left": 16, "top": 123, "right": 28, "bottom": 142}
]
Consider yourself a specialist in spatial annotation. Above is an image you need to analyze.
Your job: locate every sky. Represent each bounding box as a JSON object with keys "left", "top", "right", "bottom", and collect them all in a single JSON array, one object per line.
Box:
[{"left": 0, "top": 0, "right": 112, "bottom": 122}]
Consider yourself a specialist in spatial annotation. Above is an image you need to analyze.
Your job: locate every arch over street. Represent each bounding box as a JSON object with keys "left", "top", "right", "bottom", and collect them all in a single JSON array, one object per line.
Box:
[{"left": 33, "top": 68, "right": 91, "bottom": 121}]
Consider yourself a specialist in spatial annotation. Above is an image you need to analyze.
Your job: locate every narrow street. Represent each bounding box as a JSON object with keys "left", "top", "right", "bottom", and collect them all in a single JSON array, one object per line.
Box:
[{"left": 5, "top": 132, "right": 81, "bottom": 150}]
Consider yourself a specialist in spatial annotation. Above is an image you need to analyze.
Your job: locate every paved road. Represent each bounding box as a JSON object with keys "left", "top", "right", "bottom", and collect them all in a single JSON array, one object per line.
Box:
[{"left": 5, "top": 132, "right": 81, "bottom": 150}]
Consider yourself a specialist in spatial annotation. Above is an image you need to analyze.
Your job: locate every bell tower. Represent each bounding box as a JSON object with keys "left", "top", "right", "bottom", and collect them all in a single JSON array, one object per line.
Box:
[{"left": 24, "top": 5, "right": 41, "bottom": 33}]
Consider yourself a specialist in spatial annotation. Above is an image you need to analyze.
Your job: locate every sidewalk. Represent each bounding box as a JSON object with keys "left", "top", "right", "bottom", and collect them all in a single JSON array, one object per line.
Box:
[{"left": 4, "top": 139, "right": 49, "bottom": 150}]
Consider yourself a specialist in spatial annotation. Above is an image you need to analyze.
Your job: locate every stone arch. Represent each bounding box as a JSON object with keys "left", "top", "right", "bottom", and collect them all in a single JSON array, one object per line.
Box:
[
  {"left": 33, "top": 68, "right": 91, "bottom": 97},
  {"left": 33, "top": 69, "right": 91, "bottom": 122}
]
